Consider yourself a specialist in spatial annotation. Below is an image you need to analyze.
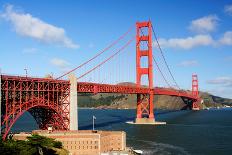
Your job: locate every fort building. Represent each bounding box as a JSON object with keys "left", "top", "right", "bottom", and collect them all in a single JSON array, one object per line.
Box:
[{"left": 13, "top": 130, "right": 126, "bottom": 155}]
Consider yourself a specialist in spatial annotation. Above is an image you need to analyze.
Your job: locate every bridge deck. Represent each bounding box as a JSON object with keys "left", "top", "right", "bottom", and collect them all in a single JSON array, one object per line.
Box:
[{"left": 1, "top": 75, "right": 197, "bottom": 100}]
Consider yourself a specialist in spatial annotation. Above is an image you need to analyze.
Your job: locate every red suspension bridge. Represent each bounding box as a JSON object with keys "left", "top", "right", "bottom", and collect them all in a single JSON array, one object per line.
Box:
[{"left": 0, "top": 21, "right": 201, "bottom": 140}]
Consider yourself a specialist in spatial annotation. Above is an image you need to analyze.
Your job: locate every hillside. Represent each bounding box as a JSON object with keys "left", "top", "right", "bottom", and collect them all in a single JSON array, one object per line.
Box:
[{"left": 78, "top": 83, "right": 232, "bottom": 110}]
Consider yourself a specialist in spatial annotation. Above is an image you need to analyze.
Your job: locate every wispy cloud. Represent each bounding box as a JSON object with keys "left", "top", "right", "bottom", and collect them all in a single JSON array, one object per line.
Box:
[
  {"left": 225, "top": 4, "right": 232, "bottom": 16},
  {"left": 156, "top": 31, "right": 232, "bottom": 50},
  {"left": 189, "top": 15, "right": 219, "bottom": 33},
  {"left": 177, "top": 60, "right": 199, "bottom": 67},
  {"left": 158, "top": 34, "right": 214, "bottom": 49},
  {"left": 22, "top": 47, "right": 38, "bottom": 54},
  {"left": 219, "top": 31, "right": 232, "bottom": 45},
  {"left": 50, "top": 58, "right": 70, "bottom": 69},
  {"left": 1, "top": 4, "right": 79, "bottom": 49},
  {"left": 207, "top": 87, "right": 232, "bottom": 99},
  {"left": 207, "top": 76, "right": 232, "bottom": 87}
]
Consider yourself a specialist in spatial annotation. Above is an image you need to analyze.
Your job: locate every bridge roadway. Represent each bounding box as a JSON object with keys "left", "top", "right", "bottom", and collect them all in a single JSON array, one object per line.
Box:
[
  {"left": 0, "top": 75, "right": 198, "bottom": 139},
  {"left": 1, "top": 75, "right": 197, "bottom": 101}
]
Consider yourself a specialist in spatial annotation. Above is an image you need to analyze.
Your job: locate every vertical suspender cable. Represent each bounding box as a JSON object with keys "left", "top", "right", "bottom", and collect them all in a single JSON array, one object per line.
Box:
[
  {"left": 151, "top": 24, "right": 180, "bottom": 89},
  {"left": 56, "top": 25, "right": 134, "bottom": 80}
]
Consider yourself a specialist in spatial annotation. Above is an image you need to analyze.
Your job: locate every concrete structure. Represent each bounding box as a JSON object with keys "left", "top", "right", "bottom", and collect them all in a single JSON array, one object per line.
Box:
[
  {"left": 69, "top": 74, "right": 78, "bottom": 130},
  {"left": 127, "top": 119, "right": 166, "bottom": 125},
  {"left": 1, "top": 74, "right": 199, "bottom": 139},
  {"left": 1, "top": 21, "right": 201, "bottom": 139},
  {"left": 13, "top": 130, "right": 126, "bottom": 155}
]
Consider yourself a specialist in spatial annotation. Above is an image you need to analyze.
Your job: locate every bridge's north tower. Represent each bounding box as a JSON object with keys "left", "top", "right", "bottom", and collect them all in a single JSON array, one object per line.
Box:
[{"left": 136, "top": 21, "right": 155, "bottom": 123}]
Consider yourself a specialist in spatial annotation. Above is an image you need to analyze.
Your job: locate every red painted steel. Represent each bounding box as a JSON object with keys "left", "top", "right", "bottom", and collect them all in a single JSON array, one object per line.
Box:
[
  {"left": 1, "top": 75, "right": 198, "bottom": 139},
  {"left": 1, "top": 75, "right": 70, "bottom": 140},
  {"left": 0, "top": 21, "right": 201, "bottom": 140},
  {"left": 136, "top": 21, "right": 154, "bottom": 119},
  {"left": 56, "top": 25, "right": 134, "bottom": 80},
  {"left": 77, "top": 82, "right": 197, "bottom": 100},
  {"left": 192, "top": 74, "right": 200, "bottom": 110},
  {"left": 77, "top": 37, "right": 134, "bottom": 80}
]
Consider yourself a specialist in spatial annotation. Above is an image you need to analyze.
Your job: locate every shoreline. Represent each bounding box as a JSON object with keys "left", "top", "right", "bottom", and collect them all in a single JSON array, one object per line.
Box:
[{"left": 79, "top": 106, "right": 232, "bottom": 110}]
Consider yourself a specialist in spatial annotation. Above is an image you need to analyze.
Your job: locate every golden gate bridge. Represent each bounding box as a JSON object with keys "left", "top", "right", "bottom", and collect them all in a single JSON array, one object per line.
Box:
[{"left": 0, "top": 21, "right": 201, "bottom": 140}]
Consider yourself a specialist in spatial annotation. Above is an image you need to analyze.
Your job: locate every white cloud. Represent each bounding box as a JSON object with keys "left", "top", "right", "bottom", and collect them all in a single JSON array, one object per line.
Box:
[
  {"left": 189, "top": 15, "right": 219, "bottom": 33},
  {"left": 219, "top": 31, "right": 232, "bottom": 45},
  {"left": 225, "top": 4, "right": 232, "bottom": 16},
  {"left": 207, "top": 76, "right": 232, "bottom": 86},
  {"left": 22, "top": 47, "right": 38, "bottom": 54},
  {"left": 178, "top": 60, "right": 199, "bottom": 67},
  {"left": 158, "top": 34, "right": 214, "bottom": 49},
  {"left": 1, "top": 4, "right": 79, "bottom": 49},
  {"left": 207, "top": 87, "right": 232, "bottom": 99},
  {"left": 50, "top": 58, "right": 70, "bottom": 68},
  {"left": 156, "top": 31, "right": 232, "bottom": 50}
]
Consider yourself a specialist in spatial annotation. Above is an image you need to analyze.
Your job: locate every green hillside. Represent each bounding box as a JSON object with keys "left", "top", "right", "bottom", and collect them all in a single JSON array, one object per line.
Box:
[{"left": 78, "top": 90, "right": 232, "bottom": 110}]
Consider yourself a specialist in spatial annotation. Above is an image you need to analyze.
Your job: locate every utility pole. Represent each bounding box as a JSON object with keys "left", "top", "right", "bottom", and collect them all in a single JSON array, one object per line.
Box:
[
  {"left": 93, "top": 115, "right": 96, "bottom": 130},
  {"left": 24, "top": 68, "right": 28, "bottom": 78},
  {"left": 24, "top": 68, "right": 27, "bottom": 78}
]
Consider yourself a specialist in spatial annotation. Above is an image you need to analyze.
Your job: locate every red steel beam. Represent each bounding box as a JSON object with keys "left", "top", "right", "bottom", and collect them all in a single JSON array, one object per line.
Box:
[{"left": 1, "top": 75, "right": 198, "bottom": 100}]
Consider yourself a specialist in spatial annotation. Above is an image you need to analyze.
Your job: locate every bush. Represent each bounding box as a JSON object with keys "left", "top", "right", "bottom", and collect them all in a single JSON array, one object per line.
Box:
[
  {"left": 53, "top": 141, "right": 62, "bottom": 148},
  {"left": 0, "top": 134, "right": 65, "bottom": 155}
]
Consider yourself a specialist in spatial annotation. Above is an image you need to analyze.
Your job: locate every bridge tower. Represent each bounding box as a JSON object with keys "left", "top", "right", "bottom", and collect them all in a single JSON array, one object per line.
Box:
[
  {"left": 192, "top": 74, "right": 200, "bottom": 110},
  {"left": 136, "top": 21, "right": 155, "bottom": 123}
]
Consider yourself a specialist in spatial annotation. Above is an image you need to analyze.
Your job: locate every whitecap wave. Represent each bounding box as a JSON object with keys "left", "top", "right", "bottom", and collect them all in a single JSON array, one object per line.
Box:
[{"left": 135, "top": 139, "right": 190, "bottom": 155}]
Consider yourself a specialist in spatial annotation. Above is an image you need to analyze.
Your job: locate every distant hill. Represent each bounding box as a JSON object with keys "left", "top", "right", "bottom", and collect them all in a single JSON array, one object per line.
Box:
[
  {"left": 200, "top": 92, "right": 232, "bottom": 107},
  {"left": 77, "top": 83, "right": 232, "bottom": 110}
]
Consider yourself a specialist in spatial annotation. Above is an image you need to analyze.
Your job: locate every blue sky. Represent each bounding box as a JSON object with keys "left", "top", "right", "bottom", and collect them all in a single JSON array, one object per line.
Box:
[{"left": 1, "top": 0, "right": 232, "bottom": 98}]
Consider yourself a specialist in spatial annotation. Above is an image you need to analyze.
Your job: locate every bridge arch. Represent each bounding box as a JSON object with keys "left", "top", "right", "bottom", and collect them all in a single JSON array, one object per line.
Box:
[{"left": 2, "top": 98, "right": 69, "bottom": 140}]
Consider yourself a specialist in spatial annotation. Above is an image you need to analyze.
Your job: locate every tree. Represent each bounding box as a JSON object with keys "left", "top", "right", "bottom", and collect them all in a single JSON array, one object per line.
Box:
[
  {"left": 0, "top": 134, "right": 65, "bottom": 155},
  {"left": 26, "top": 134, "right": 61, "bottom": 154}
]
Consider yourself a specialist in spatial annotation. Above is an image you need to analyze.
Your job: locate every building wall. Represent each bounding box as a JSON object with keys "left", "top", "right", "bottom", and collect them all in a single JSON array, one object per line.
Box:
[
  {"left": 13, "top": 130, "right": 126, "bottom": 155},
  {"left": 100, "top": 132, "right": 126, "bottom": 153}
]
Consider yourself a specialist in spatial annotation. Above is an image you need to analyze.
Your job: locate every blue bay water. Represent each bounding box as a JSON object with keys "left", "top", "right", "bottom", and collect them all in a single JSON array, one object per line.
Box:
[{"left": 11, "top": 109, "right": 232, "bottom": 155}]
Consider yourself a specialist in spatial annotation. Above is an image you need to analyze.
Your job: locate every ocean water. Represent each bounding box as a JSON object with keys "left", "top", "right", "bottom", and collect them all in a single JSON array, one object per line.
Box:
[{"left": 11, "top": 108, "right": 232, "bottom": 155}]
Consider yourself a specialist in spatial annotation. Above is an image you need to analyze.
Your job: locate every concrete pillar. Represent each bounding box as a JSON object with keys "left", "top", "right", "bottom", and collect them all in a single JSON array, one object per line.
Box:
[{"left": 69, "top": 74, "right": 78, "bottom": 130}]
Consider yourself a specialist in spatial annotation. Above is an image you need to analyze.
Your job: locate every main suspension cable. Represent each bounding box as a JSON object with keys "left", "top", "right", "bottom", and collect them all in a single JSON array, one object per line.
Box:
[
  {"left": 140, "top": 29, "right": 171, "bottom": 87},
  {"left": 77, "top": 37, "right": 135, "bottom": 80},
  {"left": 151, "top": 23, "right": 180, "bottom": 89},
  {"left": 152, "top": 55, "right": 171, "bottom": 87},
  {"left": 56, "top": 25, "right": 134, "bottom": 80}
]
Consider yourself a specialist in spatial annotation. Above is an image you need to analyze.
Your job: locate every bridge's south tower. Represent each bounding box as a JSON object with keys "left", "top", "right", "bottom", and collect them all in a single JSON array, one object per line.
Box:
[
  {"left": 136, "top": 21, "right": 155, "bottom": 122},
  {"left": 192, "top": 74, "right": 200, "bottom": 110}
]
